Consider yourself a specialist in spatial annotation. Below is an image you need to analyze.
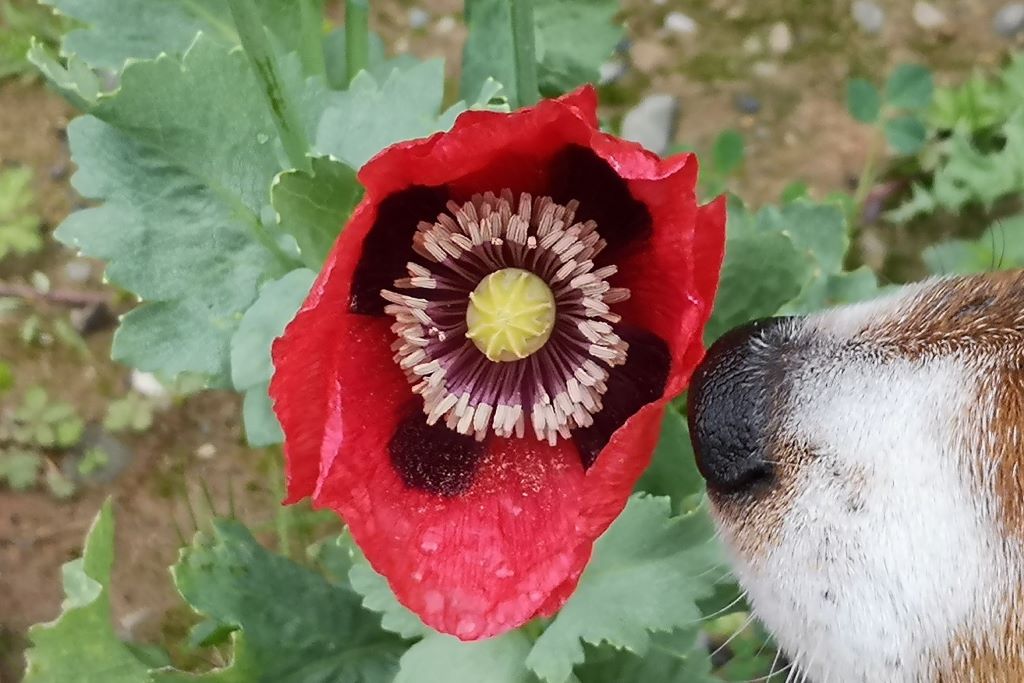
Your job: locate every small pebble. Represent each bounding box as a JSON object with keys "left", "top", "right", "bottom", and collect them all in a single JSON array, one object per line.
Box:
[
  {"left": 63, "top": 259, "right": 92, "bottom": 283},
  {"left": 752, "top": 61, "right": 780, "bottom": 78},
  {"left": 630, "top": 40, "right": 671, "bottom": 72},
  {"left": 435, "top": 15, "right": 456, "bottom": 34},
  {"left": 131, "top": 369, "right": 170, "bottom": 405},
  {"left": 30, "top": 271, "right": 50, "bottom": 294},
  {"left": 48, "top": 161, "right": 69, "bottom": 181},
  {"left": 768, "top": 22, "right": 793, "bottom": 54},
  {"left": 733, "top": 93, "right": 762, "bottom": 115},
  {"left": 620, "top": 94, "right": 679, "bottom": 155},
  {"left": 742, "top": 35, "right": 763, "bottom": 54},
  {"left": 663, "top": 11, "right": 697, "bottom": 35},
  {"left": 598, "top": 60, "right": 628, "bottom": 85},
  {"left": 196, "top": 443, "right": 217, "bottom": 460},
  {"left": 408, "top": 7, "right": 430, "bottom": 29},
  {"left": 852, "top": 0, "right": 886, "bottom": 34},
  {"left": 994, "top": 3, "right": 1024, "bottom": 38},
  {"left": 913, "top": 1, "right": 948, "bottom": 30}
]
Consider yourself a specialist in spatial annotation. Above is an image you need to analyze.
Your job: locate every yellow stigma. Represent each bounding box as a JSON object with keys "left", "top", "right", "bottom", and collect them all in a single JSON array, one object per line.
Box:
[{"left": 466, "top": 268, "right": 556, "bottom": 362}]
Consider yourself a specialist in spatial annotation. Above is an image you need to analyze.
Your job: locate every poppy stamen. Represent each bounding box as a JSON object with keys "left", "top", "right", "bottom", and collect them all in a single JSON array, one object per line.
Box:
[{"left": 381, "top": 190, "right": 630, "bottom": 444}]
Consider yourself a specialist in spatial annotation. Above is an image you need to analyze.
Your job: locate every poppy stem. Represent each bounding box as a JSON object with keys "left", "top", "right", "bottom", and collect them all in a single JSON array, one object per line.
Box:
[
  {"left": 509, "top": 0, "right": 540, "bottom": 108},
  {"left": 345, "top": 0, "right": 370, "bottom": 86},
  {"left": 228, "top": 0, "right": 312, "bottom": 174},
  {"left": 298, "top": 0, "right": 327, "bottom": 77}
]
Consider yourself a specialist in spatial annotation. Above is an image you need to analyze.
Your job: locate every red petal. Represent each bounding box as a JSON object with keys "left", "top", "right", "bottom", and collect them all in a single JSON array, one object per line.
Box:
[
  {"left": 536, "top": 399, "right": 670, "bottom": 615},
  {"left": 693, "top": 195, "right": 728, "bottom": 327},
  {"left": 613, "top": 160, "right": 705, "bottom": 396},
  {"left": 270, "top": 199, "right": 408, "bottom": 502},
  {"left": 356, "top": 88, "right": 599, "bottom": 202},
  {"left": 314, "top": 412, "right": 590, "bottom": 639}
]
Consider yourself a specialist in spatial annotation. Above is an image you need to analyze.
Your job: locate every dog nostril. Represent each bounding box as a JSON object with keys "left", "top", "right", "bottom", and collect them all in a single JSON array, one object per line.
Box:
[{"left": 687, "top": 317, "right": 791, "bottom": 494}]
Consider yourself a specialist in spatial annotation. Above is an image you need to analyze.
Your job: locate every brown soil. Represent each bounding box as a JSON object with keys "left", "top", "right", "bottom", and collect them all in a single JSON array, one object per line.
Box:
[{"left": 1, "top": 0, "right": 1021, "bottom": 680}]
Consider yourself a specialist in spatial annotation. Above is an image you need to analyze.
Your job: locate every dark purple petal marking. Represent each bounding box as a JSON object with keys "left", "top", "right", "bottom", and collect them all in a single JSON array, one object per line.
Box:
[
  {"left": 547, "top": 145, "right": 652, "bottom": 258},
  {"left": 573, "top": 327, "right": 670, "bottom": 468},
  {"left": 350, "top": 185, "right": 450, "bottom": 315},
  {"left": 389, "top": 405, "right": 485, "bottom": 495}
]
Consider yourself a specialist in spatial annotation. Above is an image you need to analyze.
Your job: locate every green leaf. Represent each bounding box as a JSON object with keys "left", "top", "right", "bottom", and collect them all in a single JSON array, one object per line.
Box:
[
  {"left": 41, "top": 0, "right": 312, "bottom": 73},
  {"left": 885, "top": 115, "right": 927, "bottom": 155},
  {"left": 822, "top": 267, "right": 881, "bottom": 306},
  {"left": 230, "top": 269, "right": 316, "bottom": 392},
  {"left": 45, "top": 467, "right": 76, "bottom": 499},
  {"left": 635, "top": 410, "right": 705, "bottom": 514},
  {"left": 20, "top": 385, "right": 49, "bottom": 416},
  {"left": 461, "top": 0, "right": 524, "bottom": 107},
  {"left": 104, "top": 394, "right": 154, "bottom": 434},
  {"left": 929, "top": 71, "right": 1012, "bottom": 134},
  {"left": 35, "top": 423, "right": 57, "bottom": 448},
  {"left": 928, "top": 111, "right": 1024, "bottom": 211},
  {"left": 711, "top": 130, "right": 745, "bottom": 176},
  {"left": 924, "top": 216, "right": 1024, "bottom": 275},
  {"left": 396, "top": 632, "right": 534, "bottom": 683},
  {"left": 703, "top": 200, "right": 811, "bottom": 342},
  {"left": 885, "top": 182, "right": 937, "bottom": 223},
  {"left": 0, "top": 360, "right": 12, "bottom": 392},
  {"left": 54, "top": 417, "right": 85, "bottom": 448},
  {"left": 57, "top": 36, "right": 298, "bottom": 385},
  {"left": 574, "top": 628, "right": 715, "bottom": 683},
  {"left": 158, "top": 519, "right": 406, "bottom": 682},
  {"left": 772, "top": 201, "right": 852, "bottom": 315},
  {"left": 0, "top": 449, "right": 43, "bottom": 490},
  {"left": 884, "top": 63, "right": 934, "bottom": 111},
  {"left": 525, "top": 495, "right": 721, "bottom": 683},
  {"left": 241, "top": 387, "right": 284, "bottom": 446},
  {"left": 273, "top": 156, "right": 362, "bottom": 268},
  {"left": 846, "top": 78, "right": 881, "bottom": 124},
  {"left": 78, "top": 448, "right": 110, "bottom": 476},
  {"left": 0, "top": 166, "right": 43, "bottom": 261},
  {"left": 28, "top": 38, "right": 102, "bottom": 110},
  {"left": 316, "top": 60, "right": 458, "bottom": 169},
  {"left": 229, "top": 268, "right": 315, "bottom": 445},
  {"left": 347, "top": 544, "right": 430, "bottom": 640},
  {"left": 533, "top": 0, "right": 621, "bottom": 97},
  {"left": 24, "top": 501, "right": 150, "bottom": 682}
]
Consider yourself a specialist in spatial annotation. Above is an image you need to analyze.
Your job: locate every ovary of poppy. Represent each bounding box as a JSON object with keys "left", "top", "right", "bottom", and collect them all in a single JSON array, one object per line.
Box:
[{"left": 269, "top": 85, "right": 726, "bottom": 641}]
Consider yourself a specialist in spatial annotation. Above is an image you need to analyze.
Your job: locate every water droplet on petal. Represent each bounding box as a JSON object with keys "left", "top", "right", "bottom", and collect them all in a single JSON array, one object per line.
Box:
[
  {"left": 456, "top": 617, "right": 480, "bottom": 639},
  {"left": 495, "top": 566, "right": 515, "bottom": 579},
  {"left": 528, "top": 590, "right": 543, "bottom": 601},
  {"left": 419, "top": 530, "right": 442, "bottom": 554},
  {"left": 424, "top": 590, "right": 445, "bottom": 613}
]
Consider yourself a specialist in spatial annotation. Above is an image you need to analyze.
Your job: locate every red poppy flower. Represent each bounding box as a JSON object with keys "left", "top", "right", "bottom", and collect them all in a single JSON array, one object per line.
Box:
[{"left": 270, "top": 86, "right": 725, "bottom": 640}]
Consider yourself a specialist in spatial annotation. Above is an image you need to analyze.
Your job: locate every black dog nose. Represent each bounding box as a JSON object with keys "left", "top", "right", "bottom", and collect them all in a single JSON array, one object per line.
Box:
[{"left": 687, "top": 317, "right": 791, "bottom": 494}]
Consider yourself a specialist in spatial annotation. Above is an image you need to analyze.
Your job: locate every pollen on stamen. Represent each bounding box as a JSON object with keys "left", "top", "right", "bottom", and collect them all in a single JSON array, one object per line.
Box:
[{"left": 381, "top": 189, "right": 631, "bottom": 445}]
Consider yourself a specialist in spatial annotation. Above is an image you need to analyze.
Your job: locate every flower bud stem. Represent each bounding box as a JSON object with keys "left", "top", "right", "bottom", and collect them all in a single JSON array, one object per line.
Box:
[
  {"left": 509, "top": 0, "right": 540, "bottom": 107},
  {"left": 345, "top": 0, "right": 370, "bottom": 86}
]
